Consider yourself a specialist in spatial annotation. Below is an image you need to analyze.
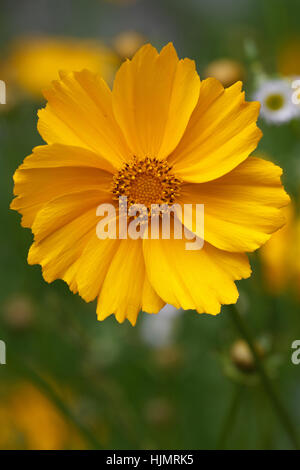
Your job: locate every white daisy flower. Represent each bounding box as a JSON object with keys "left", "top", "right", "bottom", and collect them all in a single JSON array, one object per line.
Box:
[
  {"left": 291, "top": 76, "right": 300, "bottom": 107},
  {"left": 254, "top": 79, "right": 299, "bottom": 124},
  {"left": 140, "top": 305, "right": 182, "bottom": 348}
]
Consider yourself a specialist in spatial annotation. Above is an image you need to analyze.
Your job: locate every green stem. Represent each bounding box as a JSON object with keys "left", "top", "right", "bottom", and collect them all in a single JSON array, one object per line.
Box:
[
  {"left": 229, "top": 304, "right": 299, "bottom": 449},
  {"left": 217, "top": 384, "right": 243, "bottom": 449}
]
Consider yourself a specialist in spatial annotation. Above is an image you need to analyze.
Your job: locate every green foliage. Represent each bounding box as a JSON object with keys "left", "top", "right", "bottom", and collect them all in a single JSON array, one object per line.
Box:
[{"left": 1, "top": 0, "right": 300, "bottom": 450}]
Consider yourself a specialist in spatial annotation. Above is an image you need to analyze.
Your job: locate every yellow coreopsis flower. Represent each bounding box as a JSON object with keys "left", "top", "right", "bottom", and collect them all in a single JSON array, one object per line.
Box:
[
  {"left": 5, "top": 36, "right": 119, "bottom": 99},
  {"left": 11, "top": 43, "right": 289, "bottom": 325}
]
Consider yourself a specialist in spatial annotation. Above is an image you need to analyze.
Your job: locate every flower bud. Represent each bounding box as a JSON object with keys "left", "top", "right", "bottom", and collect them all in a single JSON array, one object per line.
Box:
[
  {"left": 144, "top": 398, "right": 173, "bottom": 426},
  {"left": 3, "top": 295, "right": 34, "bottom": 329},
  {"left": 230, "top": 339, "right": 264, "bottom": 373}
]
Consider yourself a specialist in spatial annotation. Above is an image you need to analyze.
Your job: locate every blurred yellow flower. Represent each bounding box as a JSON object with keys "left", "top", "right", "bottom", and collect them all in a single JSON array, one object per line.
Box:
[
  {"left": 260, "top": 203, "right": 300, "bottom": 294},
  {"left": 11, "top": 43, "right": 289, "bottom": 325},
  {"left": 113, "top": 31, "right": 146, "bottom": 58},
  {"left": 203, "top": 58, "right": 245, "bottom": 88},
  {"left": 0, "top": 383, "right": 71, "bottom": 449},
  {"left": 278, "top": 38, "right": 300, "bottom": 76},
  {"left": 5, "top": 36, "right": 119, "bottom": 99}
]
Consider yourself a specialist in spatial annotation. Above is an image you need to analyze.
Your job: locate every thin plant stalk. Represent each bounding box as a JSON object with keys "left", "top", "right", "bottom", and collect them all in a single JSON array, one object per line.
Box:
[
  {"left": 217, "top": 384, "right": 243, "bottom": 449},
  {"left": 229, "top": 304, "right": 299, "bottom": 450}
]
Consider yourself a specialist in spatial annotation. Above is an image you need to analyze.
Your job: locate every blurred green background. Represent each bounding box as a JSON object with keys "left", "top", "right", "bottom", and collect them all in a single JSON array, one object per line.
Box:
[{"left": 1, "top": 0, "right": 300, "bottom": 450}]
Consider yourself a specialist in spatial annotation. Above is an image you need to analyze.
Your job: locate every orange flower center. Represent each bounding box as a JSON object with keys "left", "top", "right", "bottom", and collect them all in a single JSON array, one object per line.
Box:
[{"left": 112, "top": 157, "right": 181, "bottom": 210}]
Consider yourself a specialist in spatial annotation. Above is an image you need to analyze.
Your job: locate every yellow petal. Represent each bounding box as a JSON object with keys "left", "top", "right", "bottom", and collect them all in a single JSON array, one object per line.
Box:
[
  {"left": 28, "top": 205, "right": 99, "bottom": 288},
  {"left": 143, "top": 237, "right": 251, "bottom": 314},
  {"left": 97, "top": 239, "right": 164, "bottom": 326},
  {"left": 169, "top": 78, "right": 262, "bottom": 182},
  {"left": 31, "top": 190, "right": 110, "bottom": 243},
  {"left": 11, "top": 144, "right": 112, "bottom": 228},
  {"left": 76, "top": 232, "right": 121, "bottom": 303},
  {"left": 30, "top": 199, "right": 118, "bottom": 297},
  {"left": 112, "top": 43, "right": 200, "bottom": 160},
  {"left": 38, "top": 69, "right": 131, "bottom": 168},
  {"left": 142, "top": 275, "right": 165, "bottom": 314},
  {"left": 177, "top": 157, "right": 290, "bottom": 253},
  {"left": 19, "top": 143, "right": 116, "bottom": 173}
]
